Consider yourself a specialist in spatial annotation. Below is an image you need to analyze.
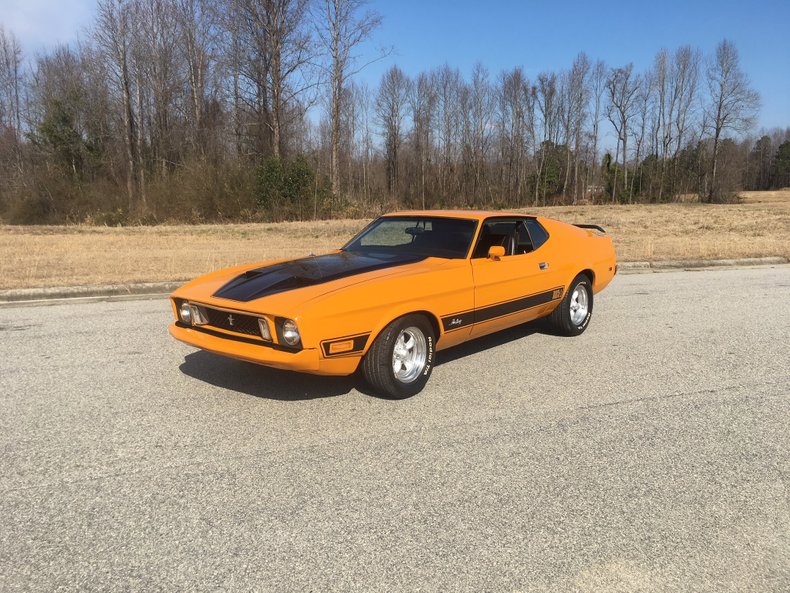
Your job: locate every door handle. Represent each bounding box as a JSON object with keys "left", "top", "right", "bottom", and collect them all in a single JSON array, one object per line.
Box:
[{"left": 539, "top": 262, "right": 549, "bottom": 270}]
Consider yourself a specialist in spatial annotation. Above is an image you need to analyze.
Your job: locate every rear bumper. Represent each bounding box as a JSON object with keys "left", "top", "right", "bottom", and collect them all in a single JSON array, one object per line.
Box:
[{"left": 169, "top": 323, "right": 360, "bottom": 376}]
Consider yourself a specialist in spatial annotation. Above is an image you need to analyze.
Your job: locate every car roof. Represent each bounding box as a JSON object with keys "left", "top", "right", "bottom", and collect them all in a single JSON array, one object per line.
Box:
[{"left": 383, "top": 210, "right": 536, "bottom": 221}]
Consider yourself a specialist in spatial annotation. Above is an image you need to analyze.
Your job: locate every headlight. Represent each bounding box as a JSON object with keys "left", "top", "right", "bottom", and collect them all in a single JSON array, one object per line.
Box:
[
  {"left": 179, "top": 301, "right": 192, "bottom": 324},
  {"left": 178, "top": 301, "right": 208, "bottom": 325},
  {"left": 280, "top": 319, "right": 301, "bottom": 346}
]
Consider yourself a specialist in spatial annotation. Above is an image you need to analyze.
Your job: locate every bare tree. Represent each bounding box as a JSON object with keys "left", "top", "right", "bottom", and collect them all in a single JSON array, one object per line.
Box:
[
  {"left": 0, "top": 25, "right": 23, "bottom": 188},
  {"left": 704, "top": 39, "right": 759, "bottom": 201},
  {"left": 585, "top": 59, "right": 606, "bottom": 199},
  {"left": 630, "top": 74, "right": 650, "bottom": 198},
  {"left": 95, "top": 0, "right": 142, "bottom": 212},
  {"left": 132, "top": 0, "right": 185, "bottom": 194},
  {"left": 672, "top": 46, "right": 700, "bottom": 161},
  {"left": 561, "top": 52, "right": 590, "bottom": 202},
  {"left": 496, "top": 67, "right": 533, "bottom": 206},
  {"left": 234, "top": 0, "right": 316, "bottom": 159},
  {"left": 175, "top": 0, "right": 219, "bottom": 155},
  {"left": 649, "top": 45, "right": 701, "bottom": 200},
  {"left": 351, "top": 81, "right": 375, "bottom": 205},
  {"left": 606, "top": 64, "right": 640, "bottom": 202},
  {"left": 409, "top": 71, "right": 437, "bottom": 208},
  {"left": 535, "top": 72, "right": 558, "bottom": 205},
  {"left": 0, "top": 26, "right": 23, "bottom": 142},
  {"left": 314, "top": 0, "right": 384, "bottom": 196},
  {"left": 468, "top": 62, "right": 492, "bottom": 199},
  {"left": 435, "top": 64, "right": 462, "bottom": 197},
  {"left": 375, "top": 65, "right": 410, "bottom": 196},
  {"left": 650, "top": 48, "right": 671, "bottom": 199}
]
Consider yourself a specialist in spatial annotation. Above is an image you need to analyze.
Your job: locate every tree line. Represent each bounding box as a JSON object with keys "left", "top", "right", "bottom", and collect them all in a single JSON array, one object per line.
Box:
[{"left": 0, "top": 0, "right": 787, "bottom": 225}]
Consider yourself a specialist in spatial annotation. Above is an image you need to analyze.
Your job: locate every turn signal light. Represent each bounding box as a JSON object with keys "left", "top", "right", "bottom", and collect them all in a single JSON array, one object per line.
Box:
[
  {"left": 328, "top": 340, "right": 354, "bottom": 354},
  {"left": 258, "top": 318, "right": 272, "bottom": 341}
]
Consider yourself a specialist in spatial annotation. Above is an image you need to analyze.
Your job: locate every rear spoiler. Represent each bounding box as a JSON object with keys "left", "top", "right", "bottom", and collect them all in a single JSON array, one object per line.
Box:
[{"left": 574, "top": 223, "right": 606, "bottom": 234}]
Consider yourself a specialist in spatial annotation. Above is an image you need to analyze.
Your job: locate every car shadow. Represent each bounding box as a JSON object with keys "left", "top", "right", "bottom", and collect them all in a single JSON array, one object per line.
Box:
[
  {"left": 178, "top": 318, "right": 555, "bottom": 401},
  {"left": 436, "top": 318, "right": 552, "bottom": 366},
  {"left": 179, "top": 351, "right": 361, "bottom": 401}
]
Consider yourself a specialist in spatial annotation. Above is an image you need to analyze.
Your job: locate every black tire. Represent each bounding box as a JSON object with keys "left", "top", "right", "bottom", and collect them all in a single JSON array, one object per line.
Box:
[
  {"left": 362, "top": 314, "right": 435, "bottom": 399},
  {"left": 549, "top": 274, "right": 593, "bottom": 336}
]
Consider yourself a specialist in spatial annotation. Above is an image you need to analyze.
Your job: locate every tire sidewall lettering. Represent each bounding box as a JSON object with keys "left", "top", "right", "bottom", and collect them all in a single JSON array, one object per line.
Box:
[
  {"left": 575, "top": 281, "right": 591, "bottom": 330},
  {"left": 423, "top": 335, "right": 434, "bottom": 376}
]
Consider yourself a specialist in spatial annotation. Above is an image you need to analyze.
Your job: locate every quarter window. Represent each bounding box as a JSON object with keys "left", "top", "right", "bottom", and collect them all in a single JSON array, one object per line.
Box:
[
  {"left": 516, "top": 224, "right": 533, "bottom": 254},
  {"left": 525, "top": 219, "right": 549, "bottom": 250}
]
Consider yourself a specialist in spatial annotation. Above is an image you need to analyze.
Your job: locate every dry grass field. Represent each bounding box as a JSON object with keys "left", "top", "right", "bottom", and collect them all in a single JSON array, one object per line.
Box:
[{"left": 1, "top": 190, "right": 788, "bottom": 290}]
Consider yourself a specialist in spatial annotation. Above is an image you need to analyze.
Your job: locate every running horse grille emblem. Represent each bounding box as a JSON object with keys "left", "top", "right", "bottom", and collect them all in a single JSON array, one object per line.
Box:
[{"left": 227, "top": 314, "right": 235, "bottom": 327}]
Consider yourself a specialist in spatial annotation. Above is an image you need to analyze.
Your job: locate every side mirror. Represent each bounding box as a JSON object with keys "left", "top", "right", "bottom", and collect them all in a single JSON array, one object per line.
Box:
[{"left": 487, "top": 246, "right": 505, "bottom": 261}]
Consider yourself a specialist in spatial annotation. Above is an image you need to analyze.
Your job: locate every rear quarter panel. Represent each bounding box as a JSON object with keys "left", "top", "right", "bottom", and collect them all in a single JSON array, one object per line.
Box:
[{"left": 538, "top": 217, "right": 617, "bottom": 294}]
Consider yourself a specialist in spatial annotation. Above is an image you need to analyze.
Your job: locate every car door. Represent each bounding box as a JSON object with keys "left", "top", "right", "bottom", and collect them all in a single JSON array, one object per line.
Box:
[{"left": 469, "top": 217, "right": 565, "bottom": 338}]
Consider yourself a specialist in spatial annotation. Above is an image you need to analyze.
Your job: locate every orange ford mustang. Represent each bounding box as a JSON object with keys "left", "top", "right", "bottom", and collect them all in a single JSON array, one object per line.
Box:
[{"left": 169, "top": 210, "right": 617, "bottom": 398}]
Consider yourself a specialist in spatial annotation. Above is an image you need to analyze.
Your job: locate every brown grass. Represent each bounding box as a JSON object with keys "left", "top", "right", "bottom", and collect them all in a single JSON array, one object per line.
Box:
[{"left": 1, "top": 190, "right": 788, "bottom": 290}]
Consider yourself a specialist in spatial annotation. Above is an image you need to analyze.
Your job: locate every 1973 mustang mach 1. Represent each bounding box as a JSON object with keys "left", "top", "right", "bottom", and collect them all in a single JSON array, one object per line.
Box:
[{"left": 169, "top": 211, "right": 616, "bottom": 398}]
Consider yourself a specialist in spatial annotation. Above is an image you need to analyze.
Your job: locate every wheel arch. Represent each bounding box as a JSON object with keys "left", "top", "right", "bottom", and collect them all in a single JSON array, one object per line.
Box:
[
  {"left": 559, "top": 269, "right": 595, "bottom": 299},
  {"left": 363, "top": 308, "right": 442, "bottom": 355},
  {"left": 578, "top": 268, "right": 595, "bottom": 286},
  {"left": 551, "top": 269, "right": 595, "bottom": 315}
]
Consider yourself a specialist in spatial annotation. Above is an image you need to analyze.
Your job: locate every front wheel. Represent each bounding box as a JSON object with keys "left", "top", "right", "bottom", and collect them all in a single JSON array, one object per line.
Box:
[
  {"left": 362, "top": 314, "right": 435, "bottom": 399},
  {"left": 549, "top": 274, "right": 593, "bottom": 336}
]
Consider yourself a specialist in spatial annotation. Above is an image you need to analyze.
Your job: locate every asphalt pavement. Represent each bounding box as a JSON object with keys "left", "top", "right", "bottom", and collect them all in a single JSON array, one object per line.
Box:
[{"left": 1, "top": 265, "right": 788, "bottom": 592}]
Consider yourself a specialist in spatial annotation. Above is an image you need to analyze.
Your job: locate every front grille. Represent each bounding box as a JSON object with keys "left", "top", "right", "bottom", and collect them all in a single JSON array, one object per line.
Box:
[{"left": 204, "top": 307, "right": 262, "bottom": 337}]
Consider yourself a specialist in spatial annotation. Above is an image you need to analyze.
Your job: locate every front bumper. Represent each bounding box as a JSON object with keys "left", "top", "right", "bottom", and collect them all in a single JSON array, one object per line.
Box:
[{"left": 169, "top": 323, "right": 361, "bottom": 376}]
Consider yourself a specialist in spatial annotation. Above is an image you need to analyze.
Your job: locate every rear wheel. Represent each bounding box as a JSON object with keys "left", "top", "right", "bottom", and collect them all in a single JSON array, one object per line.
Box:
[
  {"left": 549, "top": 274, "right": 593, "bottom": 336},
  {"left": 363, "top": 314, "right": 435, "bottom": 399}
]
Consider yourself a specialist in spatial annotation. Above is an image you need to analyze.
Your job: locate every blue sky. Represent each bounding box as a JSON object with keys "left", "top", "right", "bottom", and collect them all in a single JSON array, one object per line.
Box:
[
  {"left": 3, "top": 0, "right": 788, "bottom": 131},
  {"left": 360, "top": 0, "right": 790, "bottom": 131}
]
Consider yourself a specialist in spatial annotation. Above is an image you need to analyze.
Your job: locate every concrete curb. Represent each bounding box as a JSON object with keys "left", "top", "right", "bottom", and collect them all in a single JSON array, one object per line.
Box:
[
  {"left": 618, "top": 256, "right": 787, "bottom": 272},
  {"left": 1, "top": 257, "right": 787, "bottom": 303},
  {"left": 0, "top": 281, "right": 184, "bottom": 303}
]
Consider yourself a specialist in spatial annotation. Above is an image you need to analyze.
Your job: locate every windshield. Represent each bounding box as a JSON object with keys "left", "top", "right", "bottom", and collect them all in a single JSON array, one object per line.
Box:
[{"left": 343, "top": 216, "right": 478, "bottom": 259}]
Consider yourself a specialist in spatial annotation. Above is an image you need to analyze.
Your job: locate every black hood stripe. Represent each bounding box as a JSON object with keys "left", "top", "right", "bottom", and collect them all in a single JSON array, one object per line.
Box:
[{"left": 213, "top": 251, "right": 426, "bottom": 302}]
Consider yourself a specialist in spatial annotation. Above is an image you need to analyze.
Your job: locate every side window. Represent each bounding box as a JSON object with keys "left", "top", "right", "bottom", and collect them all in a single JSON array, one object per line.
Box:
[
  {"left": 516, "top": 222, "right": 533, "bottom": 254},
  {"left": 525, "top": 219, "right": 549, "bottom": 250},
  {"left": 472, "top": 221, "right": 517, "bottom": 258}
]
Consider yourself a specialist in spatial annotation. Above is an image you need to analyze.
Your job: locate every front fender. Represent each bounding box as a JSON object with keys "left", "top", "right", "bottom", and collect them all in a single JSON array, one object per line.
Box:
[
  {"left": 297, "top": 261, "right": 474, "bottom": 356},
  {"left": 363, "top": 304, "right": 443, "bottom": 356}
]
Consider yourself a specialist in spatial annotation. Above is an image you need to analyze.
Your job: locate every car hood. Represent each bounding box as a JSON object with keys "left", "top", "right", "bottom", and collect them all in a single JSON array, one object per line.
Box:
[{"left": 212, "top": 251, "right": 426, "bottom": 302}]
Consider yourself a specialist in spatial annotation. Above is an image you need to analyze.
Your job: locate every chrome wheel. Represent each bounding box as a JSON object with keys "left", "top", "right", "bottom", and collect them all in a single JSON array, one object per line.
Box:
[
  {"left": 391, "top": 326, "right": 427, "bottom": 384},
  {"left": 569, "top": 284, "right": 589, "bottom": 325}
]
